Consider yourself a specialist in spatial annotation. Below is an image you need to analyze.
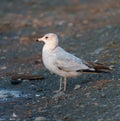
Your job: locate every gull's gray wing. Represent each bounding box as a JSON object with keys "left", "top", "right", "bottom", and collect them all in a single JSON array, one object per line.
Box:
[{"left": 54, "top": 47, "right": 90, "bottom": 72}]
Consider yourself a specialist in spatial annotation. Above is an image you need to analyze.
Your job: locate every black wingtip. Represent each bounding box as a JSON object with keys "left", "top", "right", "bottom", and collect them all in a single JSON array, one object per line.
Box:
[{"left": 76, "top": 68, "right": 112, "bottom": 74}]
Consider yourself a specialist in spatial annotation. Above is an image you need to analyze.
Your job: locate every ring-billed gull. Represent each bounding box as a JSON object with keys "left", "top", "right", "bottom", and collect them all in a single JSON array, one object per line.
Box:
[{"left": 36, "top": 33, "right": 111, "bottom": 92}]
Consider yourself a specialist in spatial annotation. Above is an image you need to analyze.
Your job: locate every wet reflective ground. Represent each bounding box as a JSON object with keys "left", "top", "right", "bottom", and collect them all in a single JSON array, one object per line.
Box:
[{"left": 0, "top": 0, "right": 120, "bottom": 120}]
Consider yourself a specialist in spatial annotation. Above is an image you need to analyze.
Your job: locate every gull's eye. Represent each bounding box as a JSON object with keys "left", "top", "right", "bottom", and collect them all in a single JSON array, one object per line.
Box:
[{"left": 45, "top": 36, "right": 48, "bottom": 39}]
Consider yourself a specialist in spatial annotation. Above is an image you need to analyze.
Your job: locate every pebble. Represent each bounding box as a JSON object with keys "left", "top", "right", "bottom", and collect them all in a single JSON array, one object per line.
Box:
[
  {"left": 34, "top": 116, "right": 47, "bottom": 121},
  {"left": 55, "top": 20, "right": 65, "bottom": 26},
  {"left": 10, "top": 79, "right": 23, "bottom": 85},
  {"left": 97, "top": 119, "right": 103, "bottom": 121},
  {"left": 56, "top": 120, "right": 63, "bottom": 121},
  {"left": 0, "top": 56, "right": 6, "bottom": 60},
  {"left": 35, "top": 94, "right": 41, "bottom": 97},
  {"left": 39, "top": 109, "right": 47, "bottom": 113},
  {"left": 101, "top": 93, "right": 106, "bottom": 98},
  {"left": 82, "top": 20, "right": 89, "bottom": 24},
  {"left": 74, "top": 84, "right": 81, "bottom": 90},
  {"left": 64, "top": 114, "right": 73, "bottom": 121},
  {"left": 91, "top": 47, "right": 104, "bottom": 55},
  {"left": 12, "top": 113, "right": 17, "bottom": 118},
  {"left": 1, "top": 66, "right": 7, "bottom": 70},
  {"left": 53, "top": 104, "right": 62, "bottom": 109},
  {"left": 52, "top": 91, "right": 65, "bottom": 99},
  {"left": 68, "top": 22, "right": 73, "bottom": 27}
]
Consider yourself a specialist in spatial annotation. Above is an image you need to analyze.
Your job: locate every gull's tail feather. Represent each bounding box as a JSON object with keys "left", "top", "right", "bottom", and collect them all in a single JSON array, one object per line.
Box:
[{"left": 78, "top": 62, "right": 112, "bottom": 73}]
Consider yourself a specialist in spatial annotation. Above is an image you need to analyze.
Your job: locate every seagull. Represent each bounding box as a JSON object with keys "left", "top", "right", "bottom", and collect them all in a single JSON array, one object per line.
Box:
[{"left": 36, "top": 33, "right": 111, "bottom": 92}]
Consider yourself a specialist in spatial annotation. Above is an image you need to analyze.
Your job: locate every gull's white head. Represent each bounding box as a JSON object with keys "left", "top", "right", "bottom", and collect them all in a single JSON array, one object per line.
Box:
[{"left": 36, "top": 33, "right": 59, "bottom": 47}]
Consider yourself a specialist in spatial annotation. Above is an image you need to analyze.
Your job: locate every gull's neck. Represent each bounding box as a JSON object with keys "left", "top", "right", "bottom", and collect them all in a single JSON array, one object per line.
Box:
[{"left": 43, "top": 41, "right": 58, "bottom": 51}]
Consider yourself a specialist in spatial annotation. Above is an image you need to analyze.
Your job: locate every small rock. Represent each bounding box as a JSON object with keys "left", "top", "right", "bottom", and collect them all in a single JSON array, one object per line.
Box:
[
  {"left": 12, "top": 113, "right": 17, "bottom": 118},
  {"left": 91, "top": 47, "right": 104, "bottom": 55},
  {"left": 97, "top": 119, "right": 103, "bottom": 121},
  {"left": 0, "top": 56, "right": 6, "bottom": 60},
  {"left": 74, "top": 84, "right": 80, "bottom": 90},
  {"left": 53, "top": 91, "right": 65, "bottom": 99},
  {"left": 53, "top": 104, "right": 62, "bottom": 109},
  {"left": 93, "top": 102, "right": 99, "bottom": 106},
  {"left": 82, "top": 20, "right": 88, "bottom": 24},
  {"left": 109, "top": 65, "right": 114, "bottom": 69},
  {"left": 68, "top": 22, "right": 73, "bottom": 27},
  {"left": 35, "top": 93, "right": 44, "bottom": 97},
  {"left": 56, "top": 119, "right": 63, "bottom": 121},
  {"left": 75, "top": 33, "right": 82, "bottom": 38},
  {"left": 10, "top": 79, "right": 23, "bottom": 85},
  {"left": 34, "top": 116, "right": 47, "bottom": 121},
  {"left": 64, "top": 114, "right": 73, "bottom": 121},
  {"left": 55, "top": 20, "right": 65, "bottom": 26},
  {"left": 101, "top": 93, "right": 106, "bottom": 98},
  {"left": 1, "top": 66, "right": 7, "bottom": 70},
  {"left": 9, "top": 117, "right": 16, "bottom": 121},
  {"left": 85, "top": 92, "right": 91, "bottom": 98},
  {"left": 39, "top": 109, "right": 47, "bottom": 113}
]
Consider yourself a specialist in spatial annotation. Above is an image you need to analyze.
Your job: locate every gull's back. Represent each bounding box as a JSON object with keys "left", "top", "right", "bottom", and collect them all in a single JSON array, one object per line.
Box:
[{"left": 53, "top": 47, "right": 89, "bottom": 72}]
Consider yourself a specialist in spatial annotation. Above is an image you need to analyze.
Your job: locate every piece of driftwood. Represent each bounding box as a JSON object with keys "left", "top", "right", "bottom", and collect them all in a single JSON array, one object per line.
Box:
[{"left": 11, "top": 74, "right": 44, "bottom": 81}]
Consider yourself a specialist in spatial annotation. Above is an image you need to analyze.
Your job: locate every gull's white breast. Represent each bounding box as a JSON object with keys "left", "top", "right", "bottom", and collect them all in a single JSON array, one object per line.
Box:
[{"left": 42, "top": 45, "right": 58, "bottom": 74}]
